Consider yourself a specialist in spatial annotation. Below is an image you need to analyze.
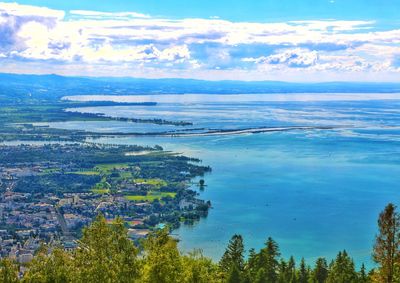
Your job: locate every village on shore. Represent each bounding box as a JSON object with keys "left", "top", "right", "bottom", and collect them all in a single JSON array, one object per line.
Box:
[{"left": 0, "top": 143, "right": 211, "bottom": 263}]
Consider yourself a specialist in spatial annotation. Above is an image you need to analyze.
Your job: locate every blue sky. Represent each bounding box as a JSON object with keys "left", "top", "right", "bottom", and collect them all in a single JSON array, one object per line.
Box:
[
  {"left": 0, "top": 0, "right": 399, "bottom": 81},
  {"left": 5, "top": 0, "right": 400, "bottom": 22}
]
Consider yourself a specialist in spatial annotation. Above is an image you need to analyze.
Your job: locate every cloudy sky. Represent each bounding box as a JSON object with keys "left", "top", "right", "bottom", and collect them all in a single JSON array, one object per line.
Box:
[{"left": 0, "top": 0, "right": 399, "bottom": 81}]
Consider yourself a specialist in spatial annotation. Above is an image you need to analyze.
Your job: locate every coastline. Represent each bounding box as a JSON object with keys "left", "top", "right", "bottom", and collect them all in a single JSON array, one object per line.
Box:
[{"left": 86, "top": 125, "right": 344, "bottom": 137}]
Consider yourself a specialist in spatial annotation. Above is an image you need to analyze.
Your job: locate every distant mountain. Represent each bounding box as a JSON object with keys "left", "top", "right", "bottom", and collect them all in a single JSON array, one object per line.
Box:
[{"left": 0, "top": 72, "right": 399, "bottom": 102}]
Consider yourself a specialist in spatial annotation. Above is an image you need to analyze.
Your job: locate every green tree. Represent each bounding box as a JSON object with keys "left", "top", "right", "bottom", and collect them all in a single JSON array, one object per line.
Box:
[
  {"left": 220, "top": 234, "right": 245, "bottom": 282},
  {"left": 254, "top": 267, "right": 268, "bottom": 283},
  {"left": 312, "top": 258, "right": 328, "bottom": 283},
  {"left": 297, "top": 258, "right": 309, "bottom": 283},
  {"left": 141, "top": 228, "right": 183, "bottom": 283},
  {"left": 108, "top": 217, "right": 140, "bottom": 281},
  {"left": 22, "top": 246, "right": 75, "bottom": 283},
  {"left": 181, "top": 250, "right": 221, "bottom": 283},
  {"left": 219, "top": 234, "right": 245, "bottom": 273},
  {"left": 227, "top": 264, "right": 241, "bottom": 283},
  {"left": 244, "top": 248, "right": 259, "bottom": 283},
  {"left": 372, "top": 203, "right": 400, "bottom": 283},
  {"left": 277, "top": 257, "right": 297, "bottom": 283},
  {"left": 259, "top": 237, "right": 280, "bottom": 283},
  {"left": 278, "top": 259, "right": 289, "bottom": 283},
  {"left": 0, "top": 258, "right": 19, "bottom": 283},
  {"left": 287, "top": 256, "right": 298, "bottom": 283},
  {"left": 326, "top": 250, "right": 357, "bottom": 283},
  {"left": 358, "top": 263, "right": 369, "bottom": 283},
  {"left": 74, "top": 215, "right": 139, "bottom": 282}
]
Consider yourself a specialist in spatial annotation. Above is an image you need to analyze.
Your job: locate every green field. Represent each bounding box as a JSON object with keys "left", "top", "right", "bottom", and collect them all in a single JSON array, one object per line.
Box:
[
  {"left": 95, "top": 163, "right": 131, "bottom": 173},
  {"left": 70, "top": 170, "right": 100, "bottom": 176},
  {"left": 91, "top": 188, "right": 110, "bottom": 194},
  {"left": 134, "top": 178, "right": 167, "bottom": 188},
  {"left": 125, "top": 192, "right": 176, "bottom": 202},
  {"left": 91, "top": 177, "right": 111, "bottom": 194},
  {"left": 117, "top": 171, "right": 133, "bottom": 179}
]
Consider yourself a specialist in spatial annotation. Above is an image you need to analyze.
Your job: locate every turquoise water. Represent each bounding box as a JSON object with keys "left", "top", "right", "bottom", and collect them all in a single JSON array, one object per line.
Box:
[
  {"left": 62, "top": 96, "right": 400, "bottom": 267},
  {"left": 32, "top": 121, "right": 179, "bottom": 133}
]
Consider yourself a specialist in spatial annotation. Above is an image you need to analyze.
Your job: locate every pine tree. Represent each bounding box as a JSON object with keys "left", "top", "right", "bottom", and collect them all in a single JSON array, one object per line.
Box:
[
  {"left": 312, "top": 257, "right": 328, "bottom": 283},
  {"left": 297, "top": 258, "right": 309, "bottom": 283},
  {"left": 278, "top": 259, "right": 288, "bottom": 283},
  {"left": 358, "top": 263, "right": 369, "bottom": 283},
  {"left": 227, "top": 264, "right": 241, "bottom": 283},
  {"left": 326, "top": 250, "right": 357, "bottom": 283},
  {"left": 220, "top": 234, "right": 245, "bottom": 282},
  {"left": 259, "top": 237, "right": 280, "bottom": 283},
  {"left": 219, "top": 234, "right": 245, "bottom": 274},
  {"left": 288, "top": 256, "right": 297, "bottom": 283},
  {"left": 278, "top": 257, "right": 297, "bottom": 283},
  {"left": 373, "top": 203, "right": 400, "bottom": 283},
  {"left": 244, "top": 248, "right": 259, "bottom": 282},
  {"left": 254, "top": 267, "right": 268, "bottom": 283}
]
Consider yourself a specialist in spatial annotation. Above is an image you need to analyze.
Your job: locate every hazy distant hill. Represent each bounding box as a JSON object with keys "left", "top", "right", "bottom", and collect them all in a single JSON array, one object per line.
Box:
[{"left": 0, "top": 72, "right": 399, "bottom": 102}]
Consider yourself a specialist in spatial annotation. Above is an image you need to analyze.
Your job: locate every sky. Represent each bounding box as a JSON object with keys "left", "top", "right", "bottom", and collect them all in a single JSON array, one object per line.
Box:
[{"left": 0, "top": 0, "right": 399, "bottom": 81}]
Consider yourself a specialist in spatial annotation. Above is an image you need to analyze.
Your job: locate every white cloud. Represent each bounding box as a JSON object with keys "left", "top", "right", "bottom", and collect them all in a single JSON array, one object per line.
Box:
[
  {"left": 0, "top": 2, "right": 399, "bottom": 81},
  {"left": 158, "top": 45, "right": 190, "bottom": 61},
  {"left": 245, "top": 48, "right": 319, "bottom": 68},
  {"left": 0, "top": 2, "right": 64, "bottom": 19},
  {"left": 69, "top": 10, "right": 150, "bottom": 19},
  {"left": 288, "top": 20, "right": 374, "bottom": 32}
]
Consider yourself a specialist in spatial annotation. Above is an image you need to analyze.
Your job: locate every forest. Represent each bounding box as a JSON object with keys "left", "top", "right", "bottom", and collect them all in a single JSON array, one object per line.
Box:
[{"left": 0, "top": 203, "right": 398, "bottom": 283}]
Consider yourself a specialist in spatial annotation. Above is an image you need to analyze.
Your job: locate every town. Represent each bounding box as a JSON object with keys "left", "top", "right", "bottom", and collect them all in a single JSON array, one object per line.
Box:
[{"left": 0, "top": 143, "right": 211, "bottom": 263}]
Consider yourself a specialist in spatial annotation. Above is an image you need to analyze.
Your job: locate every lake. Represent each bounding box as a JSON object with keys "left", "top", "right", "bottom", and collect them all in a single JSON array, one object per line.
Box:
[{"left": 56, "top": 94, "right": 400, "bottom": 267}]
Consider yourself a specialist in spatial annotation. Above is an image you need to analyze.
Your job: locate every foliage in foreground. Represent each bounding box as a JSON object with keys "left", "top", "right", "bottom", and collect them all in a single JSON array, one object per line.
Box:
[{"left": 1, "top": 203, "right": 400, "bottom": 283}]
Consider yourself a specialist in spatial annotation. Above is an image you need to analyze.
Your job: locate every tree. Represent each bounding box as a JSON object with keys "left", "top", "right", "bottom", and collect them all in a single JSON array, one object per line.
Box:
[
  {"left": 254, "top": 267, "right": 268, "bottom": 283},
  {"left": 259, "top": 237, "right": 280, "bottom": 283},
  {"left": 312, "top": 258, "right": 328, "bottom": 283},
  {"left": 219, "top": 234, "right": 245, "bottom": 276},
  {"left": 22, "top": 246, "right": 75, "bottom": 283},
  {"left": 181, "top": 250, "right": 221, "bottom": 283},
  {"left": 358, "top": 264, "right": 369, "bottom": 283},
  {"left": 278, "top": 259, "right": 288, "bottom": 283},
  {"left": 297, "top": 258, "right": 309, "bottom": 283},
  {"left": 141, "top": 228, "right": 183, "bottom": 283},
  {"left": 9, "top": 205, "right": 400, "bottom": 283},
  {"left": 227, "top": 264, "right": 241, "bottom": 283},
  {"left": 0, "top": 258, "right": 19, "bottom": 283},
  {"left": 326, "top": 250, "right": 357, "bottom": 283},
  {"left": 288, "top": 256, "right": 298, "bottom": 283},
  {"left": 244, "top": 248, "right": 259, "bottom": 283},
  {"left": 199, "top": 179, "right": 205, "bottom": 187},
  {"left": 108, "top": 217, "right": 140, "bottom": 281},
  {"left": 373, "top": 203, "right": 400, "bottom": 283},
  {"left": 278, "top": 257, "right": 297, "bottom": 283},
  {"left": 74, "top": 215, "right": 139, "bottom": 282}
]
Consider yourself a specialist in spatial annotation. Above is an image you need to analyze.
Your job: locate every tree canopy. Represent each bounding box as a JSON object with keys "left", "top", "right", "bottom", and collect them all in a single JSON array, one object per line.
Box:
[{"left": 2, "top": 203, "right": 400, "bottom": 282}]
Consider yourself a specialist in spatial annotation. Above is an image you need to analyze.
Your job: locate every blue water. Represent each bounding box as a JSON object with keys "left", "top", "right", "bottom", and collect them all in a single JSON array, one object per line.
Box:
[
  {"left": 32, "top": 121, "right": 179, "bottom": 133},
  {"left": 62, "top": 95, "right": 400, "bottom": 267}
]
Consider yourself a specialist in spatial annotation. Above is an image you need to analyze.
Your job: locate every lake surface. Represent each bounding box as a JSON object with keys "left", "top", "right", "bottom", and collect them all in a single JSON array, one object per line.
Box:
[{"left": 60, "top": 94, "right": 400, "bottom": 267}]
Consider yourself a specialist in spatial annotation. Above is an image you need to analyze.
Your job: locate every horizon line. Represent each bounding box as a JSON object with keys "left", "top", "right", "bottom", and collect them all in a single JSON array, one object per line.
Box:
[{"left": 1, "top": 72, "right": 399, "bottom": 85}]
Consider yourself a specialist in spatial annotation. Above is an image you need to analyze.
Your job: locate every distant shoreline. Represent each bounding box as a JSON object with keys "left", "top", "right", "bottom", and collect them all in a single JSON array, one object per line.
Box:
[
  {"left": 92, "top": 125, "right": 342, "bottom": 138},
  {"left": 63, "top": 93, "right": 400, "bottom": 104}
]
